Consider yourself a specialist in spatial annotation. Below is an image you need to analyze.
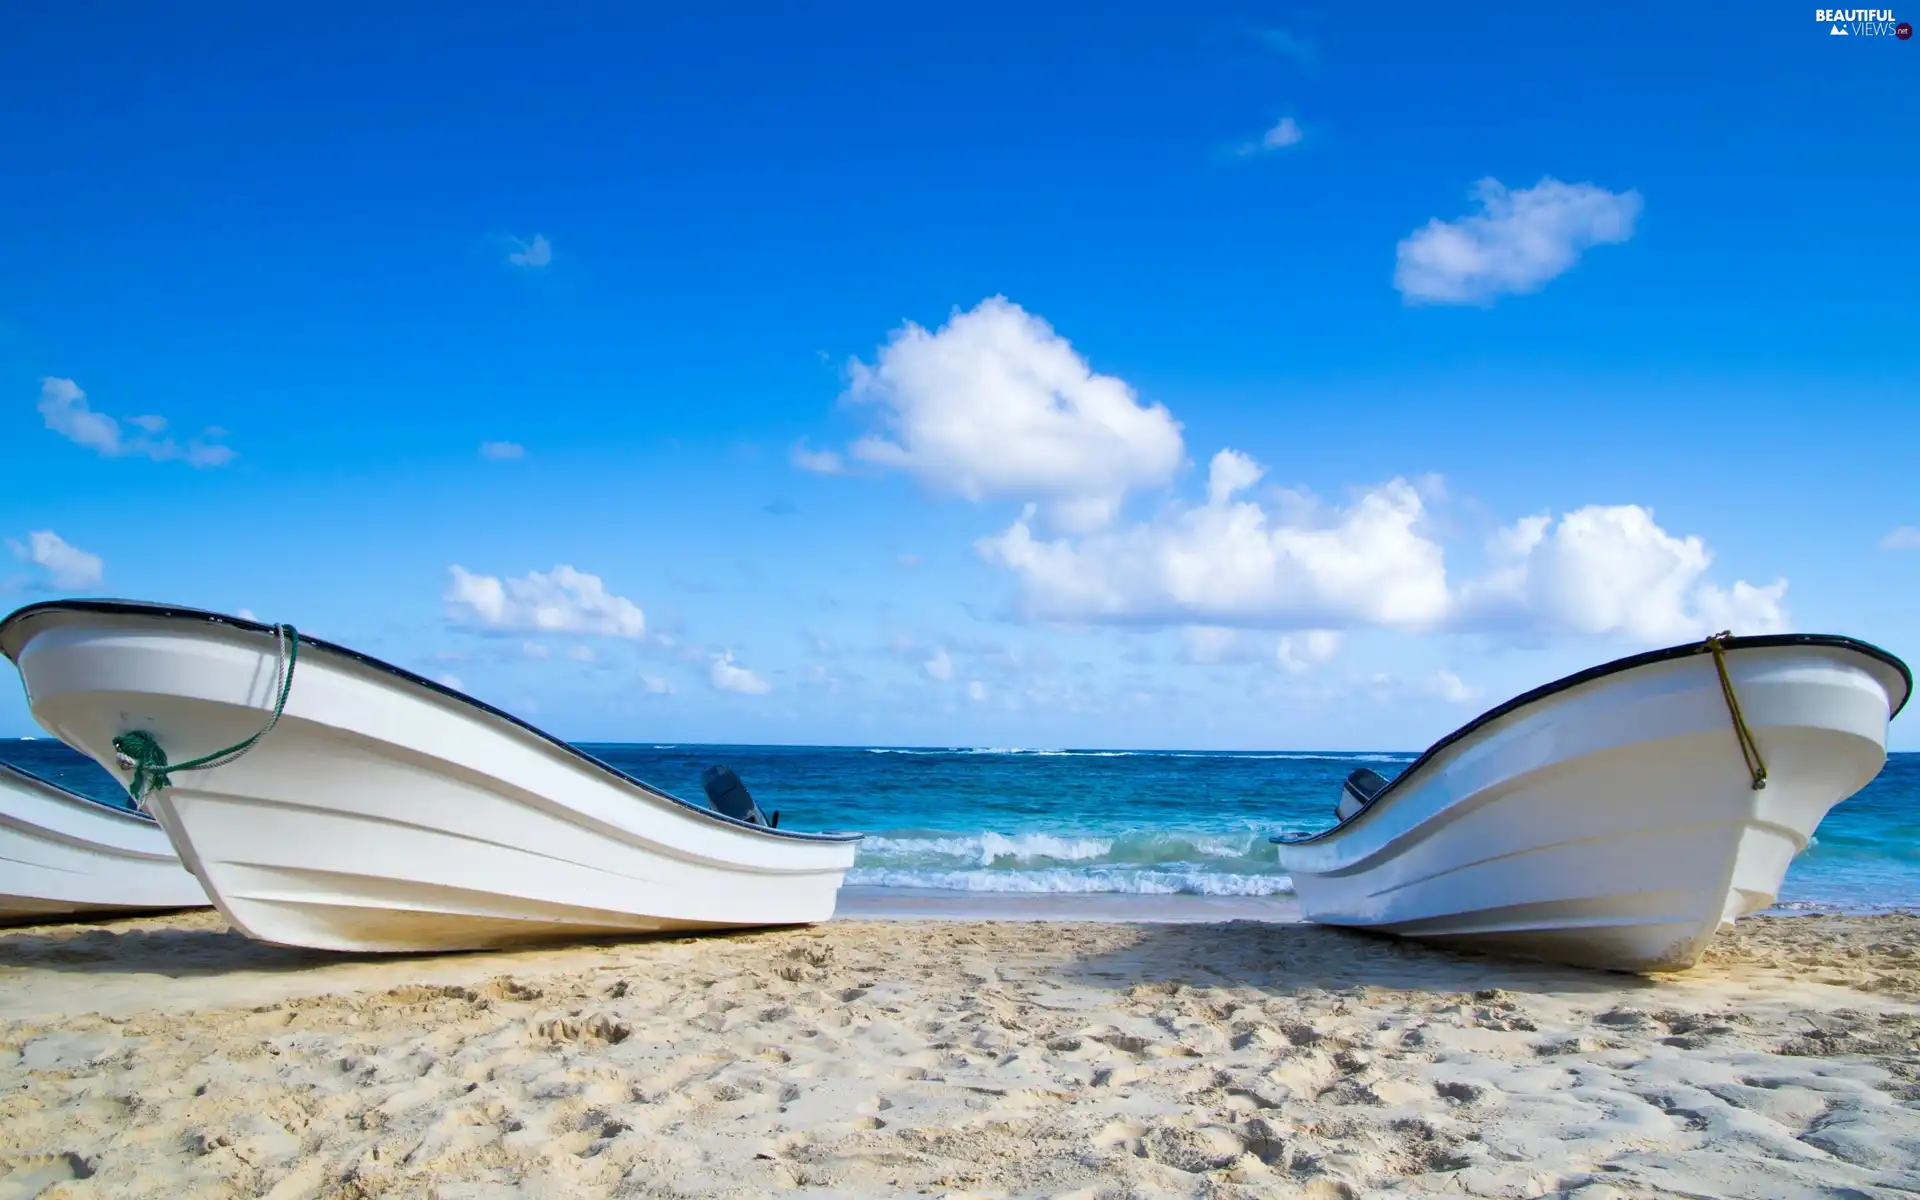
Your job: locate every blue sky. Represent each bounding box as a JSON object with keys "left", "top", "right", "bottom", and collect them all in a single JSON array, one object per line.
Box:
[{"left": 3, "top": 2, "right": 1916, "bottom": 749}]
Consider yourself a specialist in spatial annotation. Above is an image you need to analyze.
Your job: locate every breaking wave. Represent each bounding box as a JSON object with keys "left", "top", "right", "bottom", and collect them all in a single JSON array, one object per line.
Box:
[
  {"left": 851, "top": 826, "right": 1293, "bottom": 895},
  {"left": 863, "top": 747, "right": 1411, "bottom": 762},
  {"left": 845, "top": 866, "right": 1296, "bottom": 897}
]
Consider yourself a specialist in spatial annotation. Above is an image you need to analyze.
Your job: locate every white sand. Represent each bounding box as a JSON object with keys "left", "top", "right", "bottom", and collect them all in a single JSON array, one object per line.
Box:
[{"left": 1, "top": 910, "right": 1916, "bottom": 1198}]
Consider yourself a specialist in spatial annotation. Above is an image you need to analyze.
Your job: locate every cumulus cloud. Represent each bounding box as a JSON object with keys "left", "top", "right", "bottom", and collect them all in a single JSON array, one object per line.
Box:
[
  {"left": 790, "top": 441, "right": 845, "bottom": 474},
  {"left": 1881, "top": 526, "right": 1920, "bottom": 551},
  {"left": 480, "top": 441, "right": 526, "bottom": 460},
  {"left": 1276, "top": 630, "right": 1342, "bottom": 674},
  {"left": 977, "top": 449, "right": 1783, "bottom": 646},
  {"left": 436, "top": 673, "right": 465, "bottom": 691},
  {"left": 1395, "top": 178, "right": 1642, "bottom": 305},
  {"left": 444, "top": 565, "right": 647, "bottom": 638},
  {"left": 923, "top": 649, "right": 954, "bottom": 681},
  {"left": 8, "top": 530, "right": 104, "bottom": 589},
  {"left": 815, "top": 299, "right": 1780, "bottom": 652},
  {"left": 37, "top": 377, "right": 234, "bottom": 467},
  {"left": 842, "top": 297, "right": 1185, "bottom": 532},
  {"left": 1238, "top": 116, "right": 1304, "bottom": 156},
  {"left": 1424, "top": 670, "right": 1477, "bottom": 704},
  {"left": 710, "top": 651, "right": 771, "bottom": 695},
  {"left": 978, "top": 450, "right": 1451, "bottom": 630},
  {"left": 1458, "top": 505, "right": 1789, "bottom": 641},
  {"left": 508, "top": 234, "right": 552, "bottom": 268},
  {"left": 640, "top": 673, "right": 676, "bottom": 695},
  {"left": 968, "top": 680, "right": 988, "bottom": 702}
]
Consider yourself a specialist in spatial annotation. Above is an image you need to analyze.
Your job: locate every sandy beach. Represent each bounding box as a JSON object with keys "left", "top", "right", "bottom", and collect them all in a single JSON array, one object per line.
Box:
[{"left": 1, "top": 911, "right": 1916, "bottom": 1199}]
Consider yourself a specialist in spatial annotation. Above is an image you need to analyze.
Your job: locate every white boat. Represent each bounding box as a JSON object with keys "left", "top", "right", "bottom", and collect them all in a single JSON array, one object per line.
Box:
[
  {"left": 0, "top": 758, "right": 210, "bottom": 924},
  {"left": 1273, "top": 634, "right": 1911, "bottom": 973},
  {"left": 0, "top": 600, "right": 862, "bottom": 953}
]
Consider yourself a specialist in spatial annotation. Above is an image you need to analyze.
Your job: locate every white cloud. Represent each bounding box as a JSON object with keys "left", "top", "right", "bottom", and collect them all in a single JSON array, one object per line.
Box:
[
  {"left": 924, "top": 649, "right": 954, "bottom": 681},
  {"left": 710, "top": 651, "right": 771, "bottom": 695},
  {"left": 1459, "top": 505, "right": 1788, "bottom": 641},
  {"left": 1262, "top": 117, "right": 1304, "bottom": 149},
  {"left": 1425, "top": 670, "right": 1477, "bottom": 704},
  {"left": 968, "top": 680, "right": 988, "bottom": 703},
  {"left": 437, "top": 673, "right": 465, "bottom": 691},
  {"left": 1276, "top": 630, "right": 1342, "bottom": 674},
  {"left": 640, "top": 673, "right": 676, "bottom": 695},
  {"left": 480, "top": 441, "right": 526, "bottom": 460},
  {"left": 1881, "top": 526, "right": 1920, "bottom": 551},
  {"left": 567, "top": 644, "right": 595, "bottom": 662},
  {"left": 444, "top": 565, "right": 647, "bottom": 638},
  {"left": 37, "top": 378, "right": 117, "bottom": 455},
  {"left": 508, "top": 234, "right": 552, "bottom": 268},
  {"left": 977, "top": 448, "right": 1781, "bottom": 647},
  {"left": 818, "top": 299, "right": 1782, "bottom": 655},
  {"left": 791, "top": 440, "right": 845, "bottom": 474},
  {"left": 37, "top": 377, "right": 234, "bottom": 467},
  {"left": 842, "top": 297, "right": 1185, "bottom": 532},
  {"left": 1394, "top": 178, "right": 1642, "bottom": 305},
  {"left": 8, "top": 530, "right": 104, "bottom": 589},
  {"left": 237, "top": 608, "right": 258, "bottom": 622},
  {"left": 1237, "top": 116, "right": 1304, "bottom": 156},
  {"left": 978, "top": 450, "right": 1451, "bottom": 630},
  {"left": 1206, "top": 448, "right": 1263, "bottom": 505}
]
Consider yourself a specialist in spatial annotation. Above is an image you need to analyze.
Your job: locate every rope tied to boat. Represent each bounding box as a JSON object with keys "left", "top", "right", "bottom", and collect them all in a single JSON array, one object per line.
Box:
[
  {"left": 112, "top": 622, "right": 301, "bottom": 804},
  {"left": 1702, "top": 630, "right": 1768, "bottom": 791}
]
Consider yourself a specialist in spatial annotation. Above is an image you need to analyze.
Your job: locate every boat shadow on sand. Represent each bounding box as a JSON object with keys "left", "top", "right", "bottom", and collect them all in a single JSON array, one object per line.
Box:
[
  {"left": 0, "top": 910, "right": 785, "bottom": 981},
  {"left": 1054, "top": 920, "right": 1681, "bottom": 998},
  {"left": 1, "top": 911, "right": 1709, "bottom": 998}
]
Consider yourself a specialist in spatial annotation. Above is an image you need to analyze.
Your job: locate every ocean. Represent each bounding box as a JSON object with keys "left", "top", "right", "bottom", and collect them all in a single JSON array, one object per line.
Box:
[{"left": 4, "top": 737, "right": 1914, "bottom": 915}]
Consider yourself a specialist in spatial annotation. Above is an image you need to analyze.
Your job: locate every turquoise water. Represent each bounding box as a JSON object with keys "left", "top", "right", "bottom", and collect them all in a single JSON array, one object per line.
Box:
[{"left": 3, "top": 739, "right": 1913, "bottom": 913}]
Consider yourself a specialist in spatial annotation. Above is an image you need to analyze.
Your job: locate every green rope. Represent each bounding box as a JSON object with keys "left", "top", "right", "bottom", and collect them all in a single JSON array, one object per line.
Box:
[
  {"left": 113, "top": 622, "right": 300, "bottom": 803},
  {"left": 1702, "top": 630, "right": 1768, "bottom": 792}
]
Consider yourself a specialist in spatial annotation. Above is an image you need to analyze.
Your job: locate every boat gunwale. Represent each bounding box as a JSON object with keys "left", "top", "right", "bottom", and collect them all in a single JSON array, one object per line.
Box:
[
  {"left": 0, "top": 758, "right": 157, "bottom": 824},
  {"left": 0, "top": 599, "right": 865, "bottom": 845},
  {"left": 1270, "top": 632, "right": 1912, "bottom": 848}
]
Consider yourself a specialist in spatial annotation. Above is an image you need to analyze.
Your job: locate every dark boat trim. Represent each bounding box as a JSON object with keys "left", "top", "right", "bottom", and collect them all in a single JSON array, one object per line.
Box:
[
  {"left": 0, "top": 599, "right": 863, "bottom": 844},
  {"left": 0, "top": 758, "right": 156, "bottom": 823},
  {"left": 1270, "top": 633, "right": 1912, "bottom": 848}
]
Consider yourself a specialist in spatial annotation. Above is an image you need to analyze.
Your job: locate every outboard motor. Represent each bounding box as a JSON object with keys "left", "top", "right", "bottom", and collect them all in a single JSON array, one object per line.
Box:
[
  {"left": 1336, "top": 767, "right": 1391, "bottom": 822},
  {"left": 701, "top": 765, "right": 779, "bottom": 828}
]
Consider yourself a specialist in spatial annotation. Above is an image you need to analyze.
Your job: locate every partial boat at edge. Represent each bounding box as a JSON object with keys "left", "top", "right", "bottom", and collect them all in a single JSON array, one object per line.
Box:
[
  {"left": 0, "top": 600, "right": 863, "bottom": 953},
  {"left": 1273, "top": 634, "right": 1911, "bottom": 973},
  {"left": 0, "top": 758, "right": 210, "bottom": 924}
]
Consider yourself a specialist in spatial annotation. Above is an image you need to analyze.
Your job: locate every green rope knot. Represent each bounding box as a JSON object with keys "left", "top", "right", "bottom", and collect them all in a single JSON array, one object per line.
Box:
[
  {"left": 112, "top": 622, "right": 301, "bottom": 804},
  {"left": 112, "top": 730, "right": 173, "bottom": 802}
]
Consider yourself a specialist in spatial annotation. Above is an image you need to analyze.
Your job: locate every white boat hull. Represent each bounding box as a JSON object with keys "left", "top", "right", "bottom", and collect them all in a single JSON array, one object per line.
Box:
[
  {"left": 1275, "top": 638, "right": 1909, "bottom": 973},
  {"left": 0, "top": 761, "right": 209, "bottom": 923},
  {"left": 1, "top": 603, "right": 861, "bottom": 953}
]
